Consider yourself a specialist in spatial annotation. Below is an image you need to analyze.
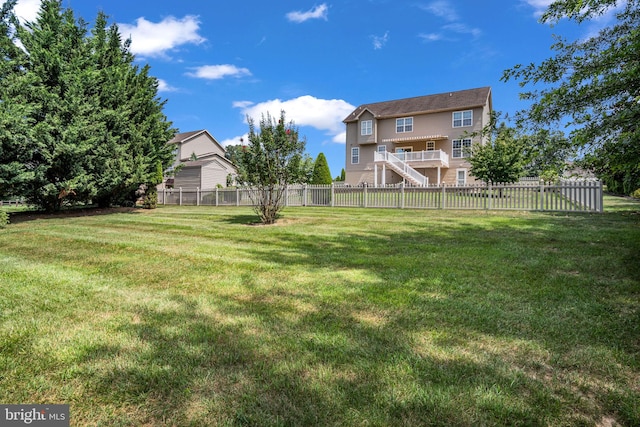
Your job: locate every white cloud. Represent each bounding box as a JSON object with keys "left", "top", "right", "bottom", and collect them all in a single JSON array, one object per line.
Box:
[
  {"left": 371, "top": 31, "right": 389, "bottom": 50},
  {"left": 419, "top": 33, "right": 444, "bottom": 42},
  {"left": 218, "top": 134, "right": 249, "bottom": 147},
  {"left": 286, "top": 4, "right": 329, "bottom": 23},
  {"left": 118, "top": 15, "right": 205, "bottom": 57},
  {"left": 14, "top": 0, "right": 41, "bottom": 24},
  {"left": 420, "top": 1, "right": 459, "bottom": 22},
  {"left": 235, "top": 95, "right": 354, "bottom": 143},
  {"left": 157, "top": 79, "right": 178, "bottom": 93},
  {"left": 186, "top": 64, "right": 252, "bottom": 80},
  {"left": 443, "top": 23, "right": 482, "bottom": 38},
  {"left": 419, "top": 1, "right": 481, "bottom": 42},
  {"left": 522, "top": 0, "right": 553, "bottom": 17}
]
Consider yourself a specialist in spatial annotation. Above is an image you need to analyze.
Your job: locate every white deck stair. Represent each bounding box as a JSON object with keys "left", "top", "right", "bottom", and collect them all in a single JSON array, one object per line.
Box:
[{"left": 375, "top": 151, "right": 428, "bottom": 186}]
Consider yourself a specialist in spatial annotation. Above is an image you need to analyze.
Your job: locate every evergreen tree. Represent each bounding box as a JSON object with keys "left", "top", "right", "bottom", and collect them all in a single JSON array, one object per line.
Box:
[
  {"left": 311, "top": 152, "right": 332, "bottom": 185},
  {"left": 0, "top": 0, "right": 33, "bottom": 200},
  {"left": 0, "top": 0, "right": 175, "bottom": 211}
]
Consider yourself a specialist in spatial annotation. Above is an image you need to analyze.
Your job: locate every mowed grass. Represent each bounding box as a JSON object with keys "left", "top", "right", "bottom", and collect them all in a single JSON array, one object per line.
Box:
[{"left": 0, "top": 197, "right": 639, "bottom": 426}]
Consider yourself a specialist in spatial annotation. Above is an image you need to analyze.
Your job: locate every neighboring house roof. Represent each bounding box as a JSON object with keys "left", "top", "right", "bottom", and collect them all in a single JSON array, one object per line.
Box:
[
  {"left": 168, "top": 130, "right": 207, "bottom": 144},
  {"left": 168, "top": 129, "right": 237, "bottom": 171},
  {"left": 343, "top": 86, "right": 492, "bottom": 123},
  {"left": 180, "top": 157, "right": 233, "bottom": 168}
]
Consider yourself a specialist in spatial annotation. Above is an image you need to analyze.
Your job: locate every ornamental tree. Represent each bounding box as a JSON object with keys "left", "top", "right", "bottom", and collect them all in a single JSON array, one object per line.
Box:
[{"left": 240, "top": 111, "right": 306, "bottom": 224}]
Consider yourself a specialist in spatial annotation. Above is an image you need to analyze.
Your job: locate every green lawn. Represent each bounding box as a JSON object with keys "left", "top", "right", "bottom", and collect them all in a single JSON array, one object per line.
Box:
[{"left": 1, "top": 197, "right": 639, "bottom": 426}]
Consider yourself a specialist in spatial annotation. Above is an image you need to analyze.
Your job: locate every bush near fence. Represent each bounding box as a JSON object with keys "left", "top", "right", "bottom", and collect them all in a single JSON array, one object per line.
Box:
[{"left": 158, "top": 180, "right": 603, "bottom": 213}]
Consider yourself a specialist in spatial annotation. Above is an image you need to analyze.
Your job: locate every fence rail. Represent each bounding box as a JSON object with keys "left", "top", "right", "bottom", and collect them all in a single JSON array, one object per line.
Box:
[{"left": 159, "top": 180, "right": 603, "bottom": 213}]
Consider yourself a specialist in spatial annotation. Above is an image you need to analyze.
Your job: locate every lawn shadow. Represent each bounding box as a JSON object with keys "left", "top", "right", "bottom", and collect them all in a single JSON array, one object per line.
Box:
[{"left": 8, "top": 207, "right": 138, "bottom": 224}]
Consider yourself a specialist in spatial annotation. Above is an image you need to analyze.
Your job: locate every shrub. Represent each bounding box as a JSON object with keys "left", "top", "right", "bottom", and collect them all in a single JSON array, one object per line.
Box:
[
  {"left": 631, "top": 188, "right": 640, "bottom": 199},
  {"left": 0, "top": 210, "right": 8, "bottom": 228},
  {"left": 143, "top": 188, "right": 158, "bottom": 209}
]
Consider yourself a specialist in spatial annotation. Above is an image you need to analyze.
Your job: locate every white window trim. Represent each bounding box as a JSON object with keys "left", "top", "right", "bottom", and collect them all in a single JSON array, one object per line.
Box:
[
  {"left": 361, "top": 120, "right": 372, "bottom": 136},
  {"left": 426, "top": 141, "right": 435, "bottom": 151},
  {"left": 456, "top": 168, "right": 467, "bottom": 186},
  {"left": 452, "top": 110, "right": 473, "bottom": 128},
  {"left": 396, "top": 117, "right": 413, "bottom": 133},
  {"left": 377, "top": 145, "right": 386, "bottom": 153},
  {"left": 452, "top": 138, "right": 472, "bottom": 159},
  {"left": 351, "top": 147, "right": 360, "bottom": 164}
]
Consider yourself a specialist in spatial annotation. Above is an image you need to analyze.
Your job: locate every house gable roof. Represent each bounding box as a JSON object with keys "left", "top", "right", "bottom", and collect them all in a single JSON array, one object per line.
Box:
[
  {"left": 168, "top": 130, "right": 206, "bottom": 144},
  {"left": 343, "top": 87, "right": 491, "bottom": 123}
]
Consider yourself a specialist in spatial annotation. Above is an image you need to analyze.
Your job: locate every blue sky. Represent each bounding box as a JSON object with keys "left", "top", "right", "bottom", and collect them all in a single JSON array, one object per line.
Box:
[{"left": 13, "top": 0, "right": 610, "bottom": 177}]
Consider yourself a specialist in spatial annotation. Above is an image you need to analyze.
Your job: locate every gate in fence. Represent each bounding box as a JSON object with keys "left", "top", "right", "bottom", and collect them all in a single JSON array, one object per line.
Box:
[{"left": 158, "top": 180, "right": 603, "bottom": 213}]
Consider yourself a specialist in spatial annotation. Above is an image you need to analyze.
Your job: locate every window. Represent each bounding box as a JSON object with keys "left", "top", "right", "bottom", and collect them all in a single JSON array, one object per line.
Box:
[
  {"left": 396, "top": 117, "right": 413, "bottom": 133},
  {"left": 426, "top": 141, "right": 435, "bottom": 151},
  {"left": 351, "top": 147, "right": 360, "bottom": 164},
  {"left": 361, "top": 120, "right": 372, "bottom": 136},
  {"left": 453, "top": 110, "right": 472, "bottom": 127},
  {"left": 377, "top": 145, "right": 386, "bottom": 153},
  {"left": 452, "top": 138, "right": 472, "bottom": 158},
  {"left": 457, "top": 169, "right": 467, "bottom": 186}
]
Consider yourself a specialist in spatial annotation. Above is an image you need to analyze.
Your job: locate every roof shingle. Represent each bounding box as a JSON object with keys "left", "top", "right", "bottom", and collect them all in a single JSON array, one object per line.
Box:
[{"left": 343, "top": 87, "right": 491, "bottom": 123}]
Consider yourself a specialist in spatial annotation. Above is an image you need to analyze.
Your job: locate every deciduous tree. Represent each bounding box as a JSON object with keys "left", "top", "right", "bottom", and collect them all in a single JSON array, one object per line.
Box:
[
  {"left": 502, "top": 0, "right": 640, "bottom": 194},
  {"left": 467, "top": 115, "right": 525, "bottom": 185},
  {"left": 240, "top": 111, "right": 306, "bottom": 224}
]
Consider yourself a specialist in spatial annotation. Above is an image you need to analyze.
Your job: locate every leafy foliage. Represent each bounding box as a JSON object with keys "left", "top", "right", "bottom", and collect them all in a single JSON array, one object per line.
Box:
[
  {"left": 520, "top": 129, "right": 574, "bottom": 177},
  {"left": 502, "top": 0, "right": 640, "bottom": 194},
  {"left": 466, "top": 115, "right": 525, "bottom": 184},
  {"left": 0, "top": 209, "right": 7, "bottom": 228},
  {"left": 240, "top": 111, "right": 306, "bottom": 224},
  {"left": 0, "top": 0, "right": 175, "bottom": 211},
  {"left": 311, "top": 152, "right": 332, "bottom": 185}
]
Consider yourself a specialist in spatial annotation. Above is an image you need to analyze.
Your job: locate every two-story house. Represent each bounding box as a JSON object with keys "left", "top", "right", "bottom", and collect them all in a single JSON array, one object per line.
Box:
[
  {"left": 343, "top": 87, "right": 492, "bottom": 186},
  {"left": 164, "top": 129, "right": 237, "bottom": 189}
]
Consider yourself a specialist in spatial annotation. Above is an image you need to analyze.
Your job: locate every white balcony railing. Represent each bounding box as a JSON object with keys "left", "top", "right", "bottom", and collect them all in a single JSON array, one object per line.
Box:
[{"left": 397, "top": 150, "right": 449, "bottom": 166}]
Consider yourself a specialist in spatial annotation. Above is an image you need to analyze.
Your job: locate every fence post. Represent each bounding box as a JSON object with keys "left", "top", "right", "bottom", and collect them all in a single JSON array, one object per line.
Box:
[
  {"left": 179, "top": 187, "right": 183, "bottom": 206},
  {"left": 236, "top": 187, "right": 240, "bottom": 206},
  {"left": 400, "top": 182, "right": 405, "bottom": 209},
  {"left": 598, "top": 180, "right": 604, "bottom": 213},
  {"left": 440, "top": 183, "right": 446, "bottom": 209},
  {"left": 331, "top": 183, "right": 335, "bottom": 207},
  {"left": 539, "top": 180, "right": 544, "bottom": 211},
  {"left": 363, "top": 183, "right": 368, "bottom": 208},
  {"left": 303, "top": 184, "right": 307, "bottom": 207},
  {"left": 487, "top": 182, "right": 492, "bottom": 210},
  {"left": 163, "top": 188, "right": 166, "bottom": 205},
  {"left": 197, "top": 187, "right": 200, "bottom": 206}
]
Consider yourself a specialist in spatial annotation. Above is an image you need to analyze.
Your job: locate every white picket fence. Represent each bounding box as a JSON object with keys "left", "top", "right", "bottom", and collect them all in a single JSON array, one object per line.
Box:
[{"left": 159, "top": 179, "right": 603, "bottom": 213}]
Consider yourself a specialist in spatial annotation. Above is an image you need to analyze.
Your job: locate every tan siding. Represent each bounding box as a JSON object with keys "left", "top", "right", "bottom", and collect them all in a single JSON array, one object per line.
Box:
[
  {"left": 174, "top": 167, "right": 201, "bottom": 188},
  {"left": 201, "top": 160, "right": 233, "bottom": 188},
  {"left": 180, "top": 134, "right": 226, "bottom": 161}
]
